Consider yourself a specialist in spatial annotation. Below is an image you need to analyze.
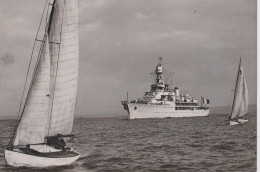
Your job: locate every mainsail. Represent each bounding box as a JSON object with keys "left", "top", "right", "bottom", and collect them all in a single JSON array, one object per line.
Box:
[
  {"left": 230, "top": 62, "right": 248, "bottom": 119},
  {"left": 46, "top": 0, "right": 79, "bottom": 137},
  {"left": 238, "top": 78, "right": 249, "bottom": 117},
  {"left": 13, "top": 0, "right": 78, "bottom": 146}
]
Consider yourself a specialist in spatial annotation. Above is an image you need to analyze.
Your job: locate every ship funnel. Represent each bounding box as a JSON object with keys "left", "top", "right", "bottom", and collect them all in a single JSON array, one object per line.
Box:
[{"left": 174, "top": 87, "right": 180, "bottom": 97}]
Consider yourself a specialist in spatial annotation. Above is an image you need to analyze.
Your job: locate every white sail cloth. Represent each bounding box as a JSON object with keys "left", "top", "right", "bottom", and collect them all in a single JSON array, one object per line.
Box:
[
  {"left": 46, "top": 0, "right": 79, "bottom": 137},
  {"left": 14, "top": 37, "right": 51, "bottom": 145},
  {"left": 14, "top": 0, "right": 79, "bottom": 146},
  {"left": 230, "top": 66, "right": 249, "bottom": 119},
  {"left": 238, "top": 78, "right": 249, "bottom": 117}
]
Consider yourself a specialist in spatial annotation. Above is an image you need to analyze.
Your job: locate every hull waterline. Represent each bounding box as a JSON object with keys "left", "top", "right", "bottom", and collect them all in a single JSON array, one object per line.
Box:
[
  {"left": 4, "top": 149, "right": 80, "bottom": 168},
  {"left": 238, "top": 119, "right": 248, "bottom": 123},
  {"left": 229, "top": 120, "right": 239, "bottom": 126},
  {"left": 127, "top": 103, "right": 210, "bottom": 119}
]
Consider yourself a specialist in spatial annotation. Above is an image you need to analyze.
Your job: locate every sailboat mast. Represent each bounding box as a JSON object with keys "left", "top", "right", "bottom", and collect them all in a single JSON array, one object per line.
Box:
[
  {"left": 47, "top": 0, "right": 56, "bottom": 34},
  {"left": 230, "top": 58, "right": 241, "bottom": 117}
]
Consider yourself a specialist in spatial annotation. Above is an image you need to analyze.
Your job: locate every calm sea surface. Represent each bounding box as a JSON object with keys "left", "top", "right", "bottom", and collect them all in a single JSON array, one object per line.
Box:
[{"left": 0, "top": 114, "right": 256, "bottom": 172}]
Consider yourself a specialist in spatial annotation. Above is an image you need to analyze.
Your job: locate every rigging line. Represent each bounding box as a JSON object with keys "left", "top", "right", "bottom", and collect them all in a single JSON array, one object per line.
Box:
[
  {"left": 225, "top": 90, "right": 233, "bottom": 118},
  {"left": 10, "top": 0, "right": 55, "bottom": 146},
  {"left": 10, "top": 34, "right": 47, "bottom": 146},
  {"left": 47, "top": 0, "right": 56, "bottom": 34},
  {"left": 44, "top": 0, "right": 51, "bottom": 33},
  {"left": 8, "top": 0, "right": 49, "bottom": 147},
  {"left": 226, "top": 64, "right": 236, "bottom": 116},
  {"left": 48, "top": 0, "right": 67, "bottom": 136},
  {"left": 230, "top": 58, "right": 242, "bottom": 119},
  {"left": 225, "top": 62, "right": 238, "bottom": 119}
]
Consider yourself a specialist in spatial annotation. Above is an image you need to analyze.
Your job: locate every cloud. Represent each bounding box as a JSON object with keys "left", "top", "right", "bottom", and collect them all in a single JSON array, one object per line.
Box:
[{"left": 0, "top": 0, "right": 256, "bottom": 118}]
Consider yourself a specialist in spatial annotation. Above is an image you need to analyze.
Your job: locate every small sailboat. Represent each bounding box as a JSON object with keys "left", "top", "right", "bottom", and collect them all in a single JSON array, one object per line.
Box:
[
  {"left": 225, "top": 58, "right": 249, "bottom": 125},
  {"left": 4, "top": 0, "right": 80, "bottom": 167}
]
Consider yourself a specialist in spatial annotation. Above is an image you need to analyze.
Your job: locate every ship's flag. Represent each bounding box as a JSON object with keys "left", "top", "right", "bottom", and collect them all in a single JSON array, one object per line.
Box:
[{"left": 202, "top": 98, "right": 210, "bottom": 104}]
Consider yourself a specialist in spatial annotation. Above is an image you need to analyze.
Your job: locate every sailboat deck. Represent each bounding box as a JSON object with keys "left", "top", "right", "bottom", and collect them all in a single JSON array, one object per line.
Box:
[{"left": 17, "top": 148, "right": 79, "bottom": 158}]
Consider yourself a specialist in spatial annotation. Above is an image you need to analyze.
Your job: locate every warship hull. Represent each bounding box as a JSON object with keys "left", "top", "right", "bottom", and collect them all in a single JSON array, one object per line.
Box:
[{"left": 127, "top": 103, "right": 210, "bottom": 119}]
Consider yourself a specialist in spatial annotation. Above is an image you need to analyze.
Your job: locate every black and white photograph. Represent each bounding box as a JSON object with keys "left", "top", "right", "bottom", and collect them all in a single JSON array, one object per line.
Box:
[{"left": 0, "top": 0, "right": 257, "bottom": 171}]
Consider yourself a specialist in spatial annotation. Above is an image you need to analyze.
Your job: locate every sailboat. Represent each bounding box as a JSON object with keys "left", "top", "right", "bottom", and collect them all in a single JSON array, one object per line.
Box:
[
  {"left": 225, "top": 58, "right": 249, "bottom": 125},
  {"left": 4, "top": 0, "right": 80, "bottom": 167}
]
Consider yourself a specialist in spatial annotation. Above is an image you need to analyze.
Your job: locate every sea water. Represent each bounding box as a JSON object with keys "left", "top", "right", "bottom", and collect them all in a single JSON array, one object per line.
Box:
[{"left": 0, "top": 113, "right": 256, "bottom": 171}]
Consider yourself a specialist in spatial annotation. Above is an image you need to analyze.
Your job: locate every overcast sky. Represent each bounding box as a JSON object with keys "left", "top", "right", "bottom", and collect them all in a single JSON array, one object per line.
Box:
[{"left": 0, "top": 0, "right": 256, "bottom": 118}]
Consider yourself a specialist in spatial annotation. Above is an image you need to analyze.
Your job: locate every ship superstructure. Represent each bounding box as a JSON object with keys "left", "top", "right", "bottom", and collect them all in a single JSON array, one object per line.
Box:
[{"left": 121, "top": 57, "right": 210, "bottom": 119}]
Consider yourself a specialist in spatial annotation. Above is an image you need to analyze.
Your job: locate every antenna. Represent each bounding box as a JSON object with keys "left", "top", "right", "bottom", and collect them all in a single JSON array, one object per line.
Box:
[{"left": 158, "top": 57, "right": 163, "bottom": 63}]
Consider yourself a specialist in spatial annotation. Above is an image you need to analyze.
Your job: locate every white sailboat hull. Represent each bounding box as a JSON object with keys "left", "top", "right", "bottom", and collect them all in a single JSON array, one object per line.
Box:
[
  {"left": 238, "top": 118, "right": 248, "bottom": 123},
  {"left": 225, "top": 119, "right": 248, "bottom": 125},
  {"left": 4, "top": 149, "right": 80, "bottom": 168},
  {"left": 127, "top": 103, "right": 209, "bottom": 119},
  {"left": 229, "top": 120, "right": 239, "bottom": 126}
]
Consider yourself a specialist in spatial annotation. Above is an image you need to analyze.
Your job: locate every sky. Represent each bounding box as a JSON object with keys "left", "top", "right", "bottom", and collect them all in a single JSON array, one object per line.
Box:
[{"left": 0, "top": 0, "right": 257, "bottom": 118}]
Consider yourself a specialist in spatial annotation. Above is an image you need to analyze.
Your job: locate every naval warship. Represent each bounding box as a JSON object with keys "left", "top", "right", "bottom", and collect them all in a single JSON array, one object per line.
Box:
[{"left": 121, "top": 57, "right": 210, "bottom": 119}]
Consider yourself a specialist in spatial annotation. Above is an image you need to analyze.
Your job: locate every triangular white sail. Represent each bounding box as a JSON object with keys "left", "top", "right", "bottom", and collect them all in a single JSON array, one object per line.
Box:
[
  {"left": 13, "top": 0, "right": 79, "bottom": 145},
  {"left": 46, "top": 0, "right": 79, "bottom": 137},
  {"left": 230, "top": 65, "right": 248, "bottom": 119},
  {"left": 238, "top": 96, "right": 245, "bottom": 116},
  {"left": 230, "top": 67, "right": 244, "bottom": 119},
  {"left": 14, "top": 36, "right": 51, "bottom": 145},
  {"left": 238, "top": 78, "right": 249, "bottom": 117}
]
